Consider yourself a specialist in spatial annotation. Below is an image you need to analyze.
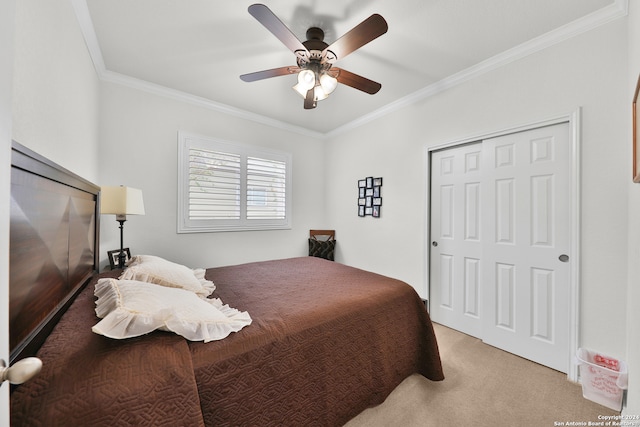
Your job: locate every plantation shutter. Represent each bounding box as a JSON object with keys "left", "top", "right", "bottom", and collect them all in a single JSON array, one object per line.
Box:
[
  {"left": 178, "top": 132, "right": 292, "bottom": 233},
  {"left": 188, "top": 148, "right": 241, "bottom": 219},
  {"left": 247, "top": 157, "right": 286, "bottom": 220}
]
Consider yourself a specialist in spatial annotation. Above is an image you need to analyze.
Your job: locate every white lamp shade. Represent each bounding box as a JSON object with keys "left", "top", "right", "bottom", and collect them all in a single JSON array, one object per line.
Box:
[
  {"left": 313, "top": 86, "right": 329, "bottom": 101},
  {"left": 292, "top": 83, "right": 308, "bottom": 98},
  {"left": 320, "top": 74, "right": 338, "bottom": 94},
  {"left": 297, "top": 69, "right": 315, "bottom": 90},
  {"left": 101, "top": 186, "right": 145, "bottom": 215}
]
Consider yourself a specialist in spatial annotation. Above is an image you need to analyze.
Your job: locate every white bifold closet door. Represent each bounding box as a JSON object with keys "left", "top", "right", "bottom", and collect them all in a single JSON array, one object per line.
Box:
[{"left": 430, "top": 123, "right": 571, "bottom": 373}]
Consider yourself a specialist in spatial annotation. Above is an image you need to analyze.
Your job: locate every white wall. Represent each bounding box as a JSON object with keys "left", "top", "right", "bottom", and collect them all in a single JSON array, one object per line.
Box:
[
  {"left": 97, "top": 82, "right": 326, "bottom": 270},
  {"left": 12, "top": 0, "right": 100, "bottom": 182},
  {"left": 626, "top": 1, "right": 640, "bottom": 416},
  {"left": 326, "top": 19, "right": 630, "bottom": 364}
]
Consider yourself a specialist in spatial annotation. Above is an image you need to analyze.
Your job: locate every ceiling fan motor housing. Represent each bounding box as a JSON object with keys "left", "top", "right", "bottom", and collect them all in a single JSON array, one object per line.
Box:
[{"left": 299, "top": 27, "right": 335, "bottom": 68}]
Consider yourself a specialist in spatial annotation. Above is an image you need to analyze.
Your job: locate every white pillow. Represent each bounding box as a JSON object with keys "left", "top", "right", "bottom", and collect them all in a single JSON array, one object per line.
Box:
[
  {"left": 119, "top": 255, "right": 215, "bottom": 298},
  {"left": 92, "top": 278, "right": 252, "bottom": 342}
]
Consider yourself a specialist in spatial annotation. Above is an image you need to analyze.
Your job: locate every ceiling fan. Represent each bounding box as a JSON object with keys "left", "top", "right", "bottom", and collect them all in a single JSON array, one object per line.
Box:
[{"left": 240, "top": 4, "right": 388, "bottom": 110}]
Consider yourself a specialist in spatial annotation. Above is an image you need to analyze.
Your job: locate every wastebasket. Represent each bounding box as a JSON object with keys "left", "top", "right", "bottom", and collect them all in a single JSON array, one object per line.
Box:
[{"left": 576, "top": 348, "right": 628, "bottom": 411}]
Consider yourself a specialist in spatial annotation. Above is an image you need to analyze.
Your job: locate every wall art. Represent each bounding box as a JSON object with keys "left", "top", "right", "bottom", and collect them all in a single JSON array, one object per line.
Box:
[{"left": 358, "top": 177, "right": 382, "bottom": 217}]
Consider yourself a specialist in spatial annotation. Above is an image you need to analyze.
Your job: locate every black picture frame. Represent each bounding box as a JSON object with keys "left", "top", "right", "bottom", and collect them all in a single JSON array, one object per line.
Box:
[
  {"left": 357, "top": 176, "right": 383, "bottom": 218},
  {"left": 107, "top": 248, "right": 131, "bottom": 269}
]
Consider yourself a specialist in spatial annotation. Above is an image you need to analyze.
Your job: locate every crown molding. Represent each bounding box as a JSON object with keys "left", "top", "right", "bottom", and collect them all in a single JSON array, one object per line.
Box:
[
  {"left": 100, "top": 70, "right": 325, "bottom": 139},
  {"left": 326, "top": 0, "right": 628, "bottom": 139},
  {"left": 71, "top": 0, "right": 323, "bottom": 139},
  {"left": 73, "top": 0, "right": 628, "bottom": 140},
  {"left": 71, "top": 0, "right": 106, "bottom": 76}
]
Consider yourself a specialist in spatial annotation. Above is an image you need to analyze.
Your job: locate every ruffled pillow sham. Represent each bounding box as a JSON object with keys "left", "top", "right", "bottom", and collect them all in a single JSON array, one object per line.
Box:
[
  {"left": 92, "top": 278, "right": 252, "bottom": 342},
  {"left": 120, "top": 254, "right": 215, "bottom": 298}
]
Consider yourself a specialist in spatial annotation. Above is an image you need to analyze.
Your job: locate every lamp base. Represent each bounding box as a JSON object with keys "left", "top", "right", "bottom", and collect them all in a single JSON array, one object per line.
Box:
[{"left": 117, "top": 218, "right": 127, "bottom": 269}]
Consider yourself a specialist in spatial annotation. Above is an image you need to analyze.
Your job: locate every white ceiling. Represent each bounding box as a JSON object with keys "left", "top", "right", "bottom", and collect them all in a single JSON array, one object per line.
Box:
[{"left": 81, "top": 0, "right": 621, "bottom": 136}]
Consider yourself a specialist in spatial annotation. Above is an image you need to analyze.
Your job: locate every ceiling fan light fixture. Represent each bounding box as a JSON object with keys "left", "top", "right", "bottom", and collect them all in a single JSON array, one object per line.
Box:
[
  {"left": 320, "top": 73, "right": 338, "bottom": 95},
  {"left": 293, "top": 82, "right": 328, "bottom": 101},
  {"left": 293, "top": 82, "right": 309, "bottom": 98},
  {"left": 293, "top": 72, "right": 335, "bottom": 102},
  {"left": 313, "top": 86, "right": 330, "bottom": 102},
  {"left": 297, "top": 69, "right": 315, "bottom": 90}
]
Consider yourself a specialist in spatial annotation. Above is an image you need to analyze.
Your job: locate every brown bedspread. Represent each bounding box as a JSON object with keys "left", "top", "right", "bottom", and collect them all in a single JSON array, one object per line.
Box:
[
  {"left": 10, "top": 257, "right": 443, "bottom": 427},
  {"left": 191, "top": 257, "right": 443, "bottom": 426},
  {"left": 9, "top": 270, "right": 206, "bottom": 427}
]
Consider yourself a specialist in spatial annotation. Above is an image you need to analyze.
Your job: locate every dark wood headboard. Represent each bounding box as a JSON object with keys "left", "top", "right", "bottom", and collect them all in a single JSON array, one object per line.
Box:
[{"left": 9, "top": 141, "right": 100, "bottom": 364}]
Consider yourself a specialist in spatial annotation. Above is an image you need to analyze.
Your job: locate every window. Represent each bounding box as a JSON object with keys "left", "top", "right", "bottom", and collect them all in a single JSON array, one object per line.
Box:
[{"left": 178, "top": 132, "right": 292, "bottom": 233}]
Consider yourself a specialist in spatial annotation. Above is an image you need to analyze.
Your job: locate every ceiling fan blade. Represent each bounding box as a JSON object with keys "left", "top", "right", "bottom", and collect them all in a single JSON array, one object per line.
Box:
[
  {"left": 240, "top": 66, "right": 300, "bottom": 82},
  {"left": 323, "top": 14, "right": 388, "bottom": 61},
  {"left": 334, "top": 68, "right": 381, "bottom": 94},
  {"left": 248, "top": 4, "right": 309, "bottom": 60},
  {"left": 304, "top": 89, "right": 316, "bottom": 109}
]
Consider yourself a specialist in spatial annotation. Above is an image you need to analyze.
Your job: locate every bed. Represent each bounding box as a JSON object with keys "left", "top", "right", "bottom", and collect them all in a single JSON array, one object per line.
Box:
[{"left": 9, "top": 141, "right": 444, "bottom": 426}]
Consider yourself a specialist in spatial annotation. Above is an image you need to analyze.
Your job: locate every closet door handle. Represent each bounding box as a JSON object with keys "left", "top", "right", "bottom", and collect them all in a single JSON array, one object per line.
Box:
[{"left": 559, "top": 254, "right": 569, "bottom": 262}]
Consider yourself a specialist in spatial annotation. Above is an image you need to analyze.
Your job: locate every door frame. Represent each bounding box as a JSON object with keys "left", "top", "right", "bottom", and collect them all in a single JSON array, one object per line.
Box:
[{"left": 423, "top": 109, "right": 581, "bottom": 381}]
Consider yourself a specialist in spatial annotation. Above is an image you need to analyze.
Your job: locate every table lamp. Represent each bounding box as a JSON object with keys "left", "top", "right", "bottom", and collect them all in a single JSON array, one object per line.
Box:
[{"left": 100, "top": 186, "right": 145, "bottom": 269}]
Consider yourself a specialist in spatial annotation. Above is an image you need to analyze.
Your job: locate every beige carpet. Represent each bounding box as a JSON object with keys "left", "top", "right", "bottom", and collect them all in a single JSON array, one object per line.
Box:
[{"left": 345, "top": 323, "right": 620, "bottom": 427}]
